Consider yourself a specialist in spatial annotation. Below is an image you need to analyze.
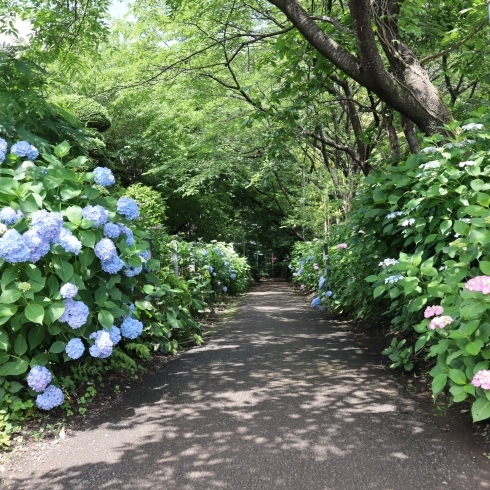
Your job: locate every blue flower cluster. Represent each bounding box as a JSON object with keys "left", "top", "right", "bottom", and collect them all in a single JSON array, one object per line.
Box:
[
  {"left": 116, "top": 197, "right": 140, "bottom": 220},
  {"left": 319, "top": 276, "right": 326, "bottom": 289},
  {"left": 124, "top": 264, "right": 142, "bottom": 277},
  {"left": 89, "top": 330, "right": 113, "bottom": 358},
  {"left": 107, "top": 325, "right": 121, "bottom": 345},
  {"left": 93, "top": 167, "right": 115, "bottom": 187},
  {"left": 0, "top": 138, "right": 6, "bottom": 163},
  {"left": 121, "top": 317, "right": 143, "bottom": 339},
  {"left": 94, "top": 238, "right": 117, "bottom": 261},
  {"left": 118, "top": 224, "right": 134, "bottom": 246},
  {"left": 56, "top": 228, "right": 82, "bottom": 255},
  {"left": 230, "top": 273, "right": 236, "bottom": 280},
  {"left": 311, "top": 297, "right": 321, "bottom": 308},
  {"left": 101, "top": 255, "right": 124, "bottom": 274},
  {"left": 32, "top": 210, "right": 64, "bottom": 242},
  {"left": 27, "top": 366, "right": 52, "bottom": 392},
  {"left": 36, "top": 385, "right": 64, "bottom": 410},
  {"left": 0, "top": 207, "right": 23, "bottom": 225},
  {"left": 223, "top": 286, "right": 228, "bottom": 292},
  {"left": 11, "top": 141, "right": 39, "bottom": 161},
  {"left": 60, "top": 283, "right": 78, "bottom": 299},
  {"left": 82, "top": 205, "right": 109, "bottom": 227},
  {"left": 0, "top": 229, "right": 30, "bottom": 263},
  {"left": 24, "top": 230, "right": 51, "bottom": 262},
  {"left": 325, "top": 291, "right": 333, "bottom": 298},
  {"left": 65, "top": 338, "right": 84, "bottom": 359},
  {"left": 103, "top": 223, "right": 120, "bottom": 239},
  {"left": 59, "top": 299, "right": 89, "bottom": 329}
]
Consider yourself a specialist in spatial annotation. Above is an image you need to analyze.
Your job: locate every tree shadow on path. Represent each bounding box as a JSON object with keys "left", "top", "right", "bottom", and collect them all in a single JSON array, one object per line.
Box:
[{"left": 9, "top": 283, "right": 490, "bottom": 489}]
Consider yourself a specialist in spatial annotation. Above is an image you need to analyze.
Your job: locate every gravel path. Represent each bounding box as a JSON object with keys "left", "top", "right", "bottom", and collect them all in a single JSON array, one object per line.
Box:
[{"left": 7, "top": 282, "right": 490, "bottom": 489}]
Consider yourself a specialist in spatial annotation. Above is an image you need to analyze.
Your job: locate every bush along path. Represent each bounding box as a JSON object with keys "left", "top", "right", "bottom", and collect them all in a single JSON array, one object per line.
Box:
[
  {"left": 0, "top": 139, "right": 250, "bottom": 449},
  {"left": 5, "top": 282, "right": 490, "bottom": 489}
]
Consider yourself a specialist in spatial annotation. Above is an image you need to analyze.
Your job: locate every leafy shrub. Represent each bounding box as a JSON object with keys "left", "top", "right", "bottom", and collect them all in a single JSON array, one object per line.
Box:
[{"left": 346, "top": 111, "right": 490, "bottom": 421}]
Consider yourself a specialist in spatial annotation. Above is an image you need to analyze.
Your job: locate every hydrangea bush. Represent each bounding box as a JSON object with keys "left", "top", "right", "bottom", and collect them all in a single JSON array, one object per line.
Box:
[
  {"left": 0, "top": 139, "right": 201, "bottom": 420},
  {"left": 353, "top": 112, "right": 490, "bottom": 421}
]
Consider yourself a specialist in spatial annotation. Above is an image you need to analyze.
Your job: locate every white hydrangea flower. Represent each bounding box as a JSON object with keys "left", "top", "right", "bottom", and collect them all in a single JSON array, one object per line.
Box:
[{"left": 461, "top": 123, "right": 483, "bottom": 132}]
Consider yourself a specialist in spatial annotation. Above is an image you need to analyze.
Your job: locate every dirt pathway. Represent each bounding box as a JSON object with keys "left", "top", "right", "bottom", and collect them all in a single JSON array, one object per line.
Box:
[{"left": 6, "top": 283, "right": 490, "bottom": 489}]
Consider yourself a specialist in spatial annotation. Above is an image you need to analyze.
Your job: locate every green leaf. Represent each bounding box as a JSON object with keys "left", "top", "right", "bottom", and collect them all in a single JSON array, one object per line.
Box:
[
  {"left": 453, "top": 221, "right": 470, "bottom": 235},
  {"left": 420, "top": 266, "right": 438, "bottom": 277},
  {"left": 448, "top": 368, "right": 467, "bottom": 385},
  {"left": 0, "top": 289, "right": 22, "bottom": 304},
  {"left": 60, "top": 186, "right": 81, "bottom": 200},
  {"left": 414, "top": 335, "right": 429, "bottom": 353},
  {"left": 471, "top": 179, "right": 486, "bottom": 192},
  {"left": 24, "top": 264, "right": 44, "bottom": 284},
  {"left": 373, "top": 285, "right": 385, "bottom": 299},
  {"left": 79, "top": 230, "right": 96, "bottom": 248},
  {"left": 1, "top": 266, "right": 18, "bottom": 289},
  {"left": 0, "top": 360, "right": 28, "bottom": 376},
  {"left": 472, "top": 397, "right": 490, "bottom": 422},
  {"left": 408, "top": 296, "right": 427, "bottom": 313},
  {"left": 8, "top": 381, "right": 23, "bottom": 394},
  {"left": 28, "top": 325, "right": 45, "bottom": 349},
  {"left": 49, "top": 341, "right": 65, "bottom": 353},
  {"left": 25, "top": 303, "right": 44, "bottom": 324},
  {"left": 0, "top": 330, "right": 8, "bottom": 351},
  {"left": 365, "top": 275, "right": 379, "bottom": 283},
  {"left": 480, "top": 261, "right": 490, "bottom": 275},
  {"left": 98, "top": 310, "right": 114, "bottom": 329},
  {"left": 47, "top": 275, "right": 60, "bottom": 297},
  {"left": 48, "top": 301, "right": 65, "bottom": 322},
  {"left": 14, "top": 334, "right": 27, "bottom": 356},
  {"left": 432, "top": 373, "right": 447, "bottom": 395},
  {"left": 54, "top": 141, "right": 71, "bottom": 158},
  {"left": 31, "top": 353, "right": 50, "bottom": 366},
  {"left": 66, "top": 206, "right": 83, "bottom": 224},
  {"left": 466, "top": 340, "right": 484, "bottom": 356},
  {"left": 79, "top": 249, "right": 95, "bottom": 267},
  {"left": 440, "top": 220, "right": 452, "bottom": 234},
  {"left": 53, "top": 259, "right": 74, "bottom": 282}
]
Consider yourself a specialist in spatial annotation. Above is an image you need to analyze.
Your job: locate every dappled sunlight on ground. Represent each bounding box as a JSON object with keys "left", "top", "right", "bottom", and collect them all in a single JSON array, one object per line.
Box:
[{"left": 8, "top": 283, "right": 490, "bottom": 489}]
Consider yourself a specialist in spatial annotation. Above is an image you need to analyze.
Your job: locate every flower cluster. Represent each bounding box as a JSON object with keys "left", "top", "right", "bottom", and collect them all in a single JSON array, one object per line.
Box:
[
  {"left": 472, "top": 370, "right": 490, "bottom": 390},
  {"left": 424, "top": 305, "right": 444, "bottom": 318},
  {"left": 459, "top": 160, "right": 476, "bottom": 168},
  {"left": 401, "top": 218, "right": 415, "bottom": 227},
  {"left": 117, "top": 197, "right": 140, "bottom": 220},
  {"left": 93, "top": 167, "right": 115, "bottom": 187},
  {"left": 462, "top": 123, "right": 484, "bottom": 132},
  {"left": 24, "top": 230, "right": 51, "bottom": 262},
  {"left": 465, "top": 276, "right": 490, "bottom": 295},
  {"left": 11, "top": 140, "right": 39, "bottom": 160},
  {"left": 0, "top": 207, "right": 23, "bottom": 225},
  {"left": 118, "top": 224, "right": 134, "bottom": 246},
  {"left": 65, "top": 338, "right": 85, "bottom": 360},
  {"left": 420, "top": 146, "right": 438, "bottom": 154},
  {"left": 385, "top": 274, "right": 403, "bottom": 284},
  {"left": 107, "top": 326, "right": 121, "bottom": 345},
  {"left": 319, "top": 276, "right": 326, "bottom": 289},
  {"left": 386, "top": 211, "right": 405, "bottom": 219},
  {"left": 428, "top": 315, "right": 454, "bottom": 330},
  {"left": 56, "top": 228, "right": 82, "bottom": 255},
  {"left": 0, "top": 138, "right": 6, "bottom": 163},
  {"left": 32, "top": 210, "right": 64, "bottom": 242},
  {"left": 419, "top": 161, "right": 440, "bottom": 170},
  {"left": 311, "top": 297, "right": 321, "bottom": 307},
  {"left": 379, "top": 258, "right": 398, "bottom": 268},
  {"left": 27, "top": 366, "right": 52, "bottom": 392},
  {"left": 89, "top": 330, "right": 113, "bottom": 358},
  {"left": 59, "top": 299, "right": 89, "bottom": 329},
  {"left": 60, "top": 283, "right": 78, "bottom": 299},
  {"left": 103, "top": 223, "right": 121, "bottom": 239},
  {"left": 36, "top": 385, "right": 64, "bottom": 410},
  {"left": 120, "top": 317, "right": 143, "bottom": 339},
  {"left": 336, "top": 243, "right": 348, "bottom": 249},
  {"left": 0, "top": 230, "right": 30, "bottom": 263},
  {"left": 82, "top": 205, "right": 109, "bottom": 227},
  {"left": 95, "top": 238, "right": 117, "bottom": 262}
]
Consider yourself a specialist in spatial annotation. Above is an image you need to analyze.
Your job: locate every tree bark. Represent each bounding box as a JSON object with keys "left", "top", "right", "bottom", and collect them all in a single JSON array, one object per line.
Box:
[{"left": 267, "top": 0, "right": 453, "bottom": 135}]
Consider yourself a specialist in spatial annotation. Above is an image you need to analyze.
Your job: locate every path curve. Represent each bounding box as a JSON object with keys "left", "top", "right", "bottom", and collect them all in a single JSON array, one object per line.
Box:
[{"left": 8, "top": 283, "right": 490, "bottom": 489}]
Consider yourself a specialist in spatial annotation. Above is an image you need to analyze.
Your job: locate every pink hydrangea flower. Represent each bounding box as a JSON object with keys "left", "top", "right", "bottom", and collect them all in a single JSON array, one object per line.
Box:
[
  {"left": 313, "top": 263, "right": 319, "bottom": 270},
  {"left": 428, "top": 315, "right": 454, "bottom": 330},
  {"left": 465, "top": 276, "right": 490, "bottom": 294},
  {"left": 336, "top": 243, "right": 348, "bottom": 249},
  {"left": 472, "top": 370, "right": 490, "bottom": 390},
  {"left": 424, "top": 305, "right": 444, "bottom": 318},
  {"left": 300, "top": 284, "right": 305, "bottom": 290}
]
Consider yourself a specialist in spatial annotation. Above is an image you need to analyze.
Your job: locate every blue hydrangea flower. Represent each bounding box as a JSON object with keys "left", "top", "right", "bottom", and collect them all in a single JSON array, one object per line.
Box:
[
  {"left": 36, "top": 385, "right": 64, "bottom": 410},
  {"left": 56, "top": 228, "right": 82, "bottom": 255},
  {"left": 82, "top": 205, "right": 109, "bottom": 227},
  {"left": 65, "top": 338, "right": 84, "bottom": 359},
  {"left": 31, "top": 210, "right": 64, "bottom": 242},
  {"left": 24, "top": 230, "right": 51, "bottom": 262},
  {"left": 222, "top": 286, "right": 228, "bottom": 292},
  {"left": 103, "top": 223, "right": 120, "bottom": 239},
  {"left": 106, "top": 326, "right": 121, "bottom": 346},
  {"left": 120, "top": 317, "right": 143, "bottom": 339},
  {"left": 297, "top": 268, "right": 303, "bottom": 275},
  {"left": 200, "top": 249, "right": 207, "bottom": 255},
  {"left": 0, "top": 207, "right": 23, "bottom": 225},
  {"left": 230, "top": 273, "right": 236, "bottom": 280},
  {"left": 116, "top": 197, "right": 140, "bottom": 220},
  {"left": 129, "top": 303, "right": 135, "bottom": 314},
  {"left": 93, "top": 167, "right": 115, "bottom": 186},
  {"left": 11, "top": 141, "right": 39, "bottom": 161},
  {"left": 94, "top": 238, "right": 117, "bottom": 262},
  {"left": 206, "top": 266, "right": 213, "bottom": 273},
  {"left": 213, "top": 248, "right": 219, "bottom": 253},
  {"left": 311, "top": 297, "right": 321, "bottom": 308},
  {"left": 325, "top": 291, "right": 333, "bottom": 298},
  {"left": 118, "top": 224, "right": 134, "bottom": 246},
  {"left": 101, "top": 254, "right": 124, "bottom": 274},
  {"left": 318, "top": 306, "right": 325, "bottom": 312},
  {"left": 139, "top": 249, "right": 150, "bottom": 260},
  {"left": 0, "top": 229, "right": 30, "bottom": 263},
  {"left": 0, "top": 138, "right": 7, "bottom": 163},
  {"left": 60, "top": 282, "right": 78, "bottom": 299},
  {"left": 123, "top": 264, "right": 142, "bottom": 277},
  {"left": 224, "top": 262, "right": 229, "bottom": 267},
  {"left": 27, "top": 366, "right": 52, "bottom": 392},
  {"left": 89, "top": 330, "right": 113, "bottom": 358},
  {"left": 319, "top": 276, "right": 326, "bottom": 289},
  {"left": 59, "top": 299, "right": 89, "bottom": 329}
]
